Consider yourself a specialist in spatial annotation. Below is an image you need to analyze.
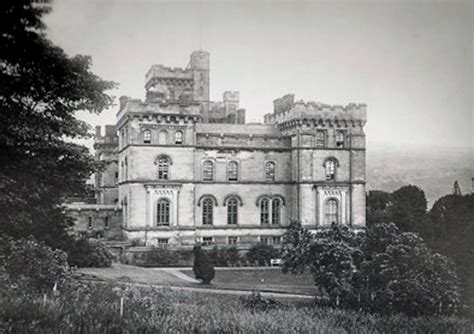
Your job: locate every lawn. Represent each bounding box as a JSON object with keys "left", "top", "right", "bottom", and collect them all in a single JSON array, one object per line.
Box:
[
  {"left": 181, "top": 268, "right": 318, "bottom": 295},
  {"left": 2, "top": 281, "right": 471, "bottom": 333}
]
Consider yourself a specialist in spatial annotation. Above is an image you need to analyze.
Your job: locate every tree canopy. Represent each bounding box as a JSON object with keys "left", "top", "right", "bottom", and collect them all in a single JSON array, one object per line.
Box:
[{"left": 0, "top": 0, "right": 116, "bottom": 250}]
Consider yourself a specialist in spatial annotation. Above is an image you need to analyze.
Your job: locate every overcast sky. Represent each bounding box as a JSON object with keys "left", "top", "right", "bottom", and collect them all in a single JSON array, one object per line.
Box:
[{"left": 44, "top": 0, "right": 472, "bottom": 149}]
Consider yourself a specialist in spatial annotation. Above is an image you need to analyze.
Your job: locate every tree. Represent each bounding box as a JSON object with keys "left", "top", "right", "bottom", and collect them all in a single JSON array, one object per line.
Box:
[
  {"left": 389, "top": 185, "right": 427, "bottom": 233},
  {"left": 193, "top": 245, "right": 215, "bottom": 284},
  {"left": 0, "top": 1, "right": 115, "bottom": 253},
  {"left": 366, "top": 190, "right": 391, "bottom": 226},
  {"left": 281, "top": 220, "right": 314, "bottom": 274}
]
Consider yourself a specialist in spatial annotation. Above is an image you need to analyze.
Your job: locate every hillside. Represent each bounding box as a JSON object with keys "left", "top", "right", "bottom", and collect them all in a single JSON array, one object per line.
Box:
[{"left": 367, "top": 145, "right": 473, "bottom": 207}]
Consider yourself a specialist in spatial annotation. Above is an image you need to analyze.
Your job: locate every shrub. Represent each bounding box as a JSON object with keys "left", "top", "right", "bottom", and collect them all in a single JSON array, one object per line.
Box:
[
  {"left": 209, "top": 246, "right": 242, "bottom": 267},
  {"left": 67, "top": 238, "right": 114, "bottom": 268},
  {"left": 1, "top": 237, "right": 70, "bottom": 293},
  {"left": 246, "top": 243, "right": 279, "bottom": 266},
  {"left": 240, "top": 292, "right": 282, "bottom": 313},
  {"left": 131, "top": 248, "right": 193, "bottom": 267},
  {"left": 193, "top": 245, "right": 215, "bottom": 284}
]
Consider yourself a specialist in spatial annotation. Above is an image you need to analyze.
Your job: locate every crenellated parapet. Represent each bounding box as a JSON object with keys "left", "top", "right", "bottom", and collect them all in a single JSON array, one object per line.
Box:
[{"left": 264, "top": 97, "right": 366, "bottom": 131}]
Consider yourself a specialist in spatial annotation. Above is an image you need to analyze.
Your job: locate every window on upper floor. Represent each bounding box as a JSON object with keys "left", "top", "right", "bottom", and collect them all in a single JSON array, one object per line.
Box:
[
  {"left": 88, "top": 217, "right": 93, "bottom": 229},
  {"left": 199, "top": 86, "right": 204, "bottom": 96},
  {"left": 316, "top": 130, "right": 326, "bottom": 147},
  {"left": 104, "top": 216, "right": 109, "bottom": 229},
  {"left": 202, "top": 160, "right": 214, "bottom": 181},
  {"left": 325, "top": 198, "right": 339, "bottom": 225},
  {"left": 227, "top": 161, "right": 239, "bottom": 181},
  {"left": 202, "top": 198, "right": 214, "bottom": 225},
  {"left": 174, "top": 131, "right": 183, "bottom": 145},
  {"left": 265, "top": 161, "right": 276, "bottom": 181},
  {"left": 260, "top": 198, "right": 270, "bottom": 224},
  {"left": 156, "top": 198, "right": 170, "bottom": 225},
  {"left": 157, "top": 156, "right": 169, "bottom": 180},
  {"left": 335, "top": 131, "right": 345, "bottom": 148},
  {"left": 227, "top": 198, "right": 239, "bottom": 225},
  {"left": 143, "top": 130, "right": 152, "bottom": 144},
  {"left": 124, "top": 157, "right": 128, "bottom": 181},
  {"left": 325, "top": 159, "right": 337, "bottom": 181}
]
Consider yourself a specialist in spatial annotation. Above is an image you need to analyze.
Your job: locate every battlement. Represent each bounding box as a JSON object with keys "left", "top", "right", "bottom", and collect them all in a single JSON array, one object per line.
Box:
[
  {"left": 264, "top": 95, "right": 367, "bottom": 126},
  {"left": 94, "top": 125, "right": 118, "bottom": 145},
  {"left": 145, "top": 64, "right": 193, "bottom": 87}
]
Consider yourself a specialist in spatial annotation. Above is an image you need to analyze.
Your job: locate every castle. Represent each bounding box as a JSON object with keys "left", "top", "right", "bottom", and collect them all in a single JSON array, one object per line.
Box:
[{"left": 66, "top": 50, "right": 367, "bottom": 249}]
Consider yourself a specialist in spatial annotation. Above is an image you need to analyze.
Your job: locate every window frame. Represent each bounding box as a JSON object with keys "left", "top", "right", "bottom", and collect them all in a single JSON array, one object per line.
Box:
[
  {"left": 265, "top": 161, "right": 276, "bottom": 182},
  {"left": 316, "top": 130, "right": 327, "bottom": 148},
  {"left": 271, "top": 198, "right": 281, "bottom": 225},
  {"left": 156, "top": 198, "right": 170, "bottom": 226},
  {"left": 325, "top": 159, "right": 337, "bottom": 181},
  {"left": 202, "top": 236, "right": 214, "bottom": 246},
  {"left": 202, "top": 198, "right": 214, "bottom": 225},
  {"left": 174, "top": 131, "right": 183, "bottom": 145},
  {"left": 227, "top": 198, "right": 239, "bottom": 225},
  {"left": 227, "top": 161, "right": 239, "bottom": 181},
  {"left": 157, "top": 156, "right": 169, "bottom": 180},
  {"left": 228, "top": 236, "right": 238, "bottom": 246},
  {"left": 335, "top": 130, "right": 345, "bottom": 148},
  {"left": 202, "top": 160, "right": 214, "bottom": 181},
  {"left": 260, "top": 198, "right": 270, "bottom": 225},
  {"left": 143, "top": 130, "right": 152, "bottom": 144},
  {"left": 324, "top": 198, "right": 339, "bottom": 225}
]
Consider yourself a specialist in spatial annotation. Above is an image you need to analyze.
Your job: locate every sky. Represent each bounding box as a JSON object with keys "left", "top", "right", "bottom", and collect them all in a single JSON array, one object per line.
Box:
[{"left": 43, "top": 0, "right": 473, "bottom": 149}]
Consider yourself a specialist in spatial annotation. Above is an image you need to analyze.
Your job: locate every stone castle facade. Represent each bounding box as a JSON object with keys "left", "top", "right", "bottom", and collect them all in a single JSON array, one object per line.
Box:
[{"left": 66, "top": 50, "right": 367, "bottom": 248}]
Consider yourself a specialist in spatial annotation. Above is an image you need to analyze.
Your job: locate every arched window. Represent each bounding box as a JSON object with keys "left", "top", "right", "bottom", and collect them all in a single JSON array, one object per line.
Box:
[
  {"left": 316, "top": 130, "right": 326, "bottom": 147},
  {"left": 227, "top": 161, "right": 238, "bottom": 181},
  {"left": 202, "top": 198, "right": 213, "bottom": 225},
  {"left": 158, "top": 130, "right": 168, "bottom": 144},
  {"left": 335, "top": 131, "right": 345, "bottom": 148},
  {"left": 325, "top": 199, "right": 339, "bottom": 225},
  {"left": 260, "top": 198, "right": 270, "bottom": 224},
  {"left": 143, "top": 130, "right": 151, "bottom": 144},
  {"left": 156, "top": 198, "right": 170, "bottom": 225},
  {"left": 174, "top": 131, "right": 183, "bottom": 145},
  {"left": 158, "top": 157, "right": 169, "bottom": 180},
  {"left": 271, "top": 198, "right": 281, "bottom": 225},
  {"left": 325, "top": 159, "right": 337, "bottom": 181},
  {"left": 265, "top": 161, "right": 276, "bottom": 181},
  {"left": 227, "top": 198, "right": 238, "bottom": 225},
  {"left": 202, "top": 160, "right": 214, "bottom": 181}
]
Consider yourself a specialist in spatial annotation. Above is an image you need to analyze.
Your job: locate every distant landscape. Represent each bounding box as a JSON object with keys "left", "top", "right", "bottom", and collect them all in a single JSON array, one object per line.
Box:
[{"left": 367, "top": 145, "right": 473, "bottom": 207}]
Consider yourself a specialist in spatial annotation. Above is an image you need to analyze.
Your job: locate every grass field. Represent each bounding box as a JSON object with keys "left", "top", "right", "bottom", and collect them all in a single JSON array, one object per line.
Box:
[
  {"left": 1, "top": 281, "right": 471, "bottom": 333},
  {"left": 181, "top": 268, "right": 317, "bottom": 295}
]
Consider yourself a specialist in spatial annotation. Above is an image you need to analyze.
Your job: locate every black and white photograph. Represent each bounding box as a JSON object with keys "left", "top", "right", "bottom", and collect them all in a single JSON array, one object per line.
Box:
[{"left": 0, "top": 0, "right": 472, "bottom": 332}]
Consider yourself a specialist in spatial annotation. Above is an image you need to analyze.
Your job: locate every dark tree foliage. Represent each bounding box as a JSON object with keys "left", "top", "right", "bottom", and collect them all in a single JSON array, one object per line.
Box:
[
  {"left": 428, "top": 194, "right": 474, "bottom": 315},
  {"left": 281, "top": 220, "right": 315, "bottom": 274},
  {"left": 246, "top": 243, "right": 280, "bottom": 266},
  {"left": 193, "top": 245, "right": 215, "bottom": 284},
  {"left": 389, "top": 185, "right": 427, "bottom": 233},
  {"left": 366, "top": 190, "right": 391, "bottom": 226},
  {"left": 0, "top": 1, "right": 116, "bottom": 251},
  {"left": 282, "top": 222, "right": 461, "bottom": 316}
]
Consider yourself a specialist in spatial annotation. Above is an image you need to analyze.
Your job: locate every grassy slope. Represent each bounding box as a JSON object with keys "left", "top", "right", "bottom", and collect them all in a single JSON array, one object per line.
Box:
[{"left": 1, "top": 282, "right": 471, "bottom": 333}]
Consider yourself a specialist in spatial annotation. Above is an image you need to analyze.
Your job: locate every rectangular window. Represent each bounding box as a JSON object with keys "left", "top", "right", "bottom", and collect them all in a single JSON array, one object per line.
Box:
[
  {"left": 88, "top": 217, "right": 93, "bottom": 229},
  {"left": 271, "top": 236, "right": 281, "bottom": 245},
  {"left": 104, "top": 217, "right": 109, "bottom": 229},
  {"left": 316, "top": 130, "right": 326, "bottom": 147},
  {"left": 115, "top": 172, "right": 119, "bottom": 184},
  {"left": 228, "top": 237, "right": 238, "bottom": 245},
  {"left": 227, "top": 162, "right": 238, "bottom": 181},
  {"left": 157, "top": 238, "right": 169, "bottom": 247},
  {"left": 202, "top": 161, "right": 214, "bottom": 181},
  {"left": 202, "top": 237, "right": 214, "bottom": 246},
  {"left": 260, "top": 236, "right": 269, "bottom": 245}
]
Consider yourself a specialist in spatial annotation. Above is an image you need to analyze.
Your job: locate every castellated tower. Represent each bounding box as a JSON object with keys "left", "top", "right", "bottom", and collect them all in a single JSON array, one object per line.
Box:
[{"left": 264, "top": 95, "right": 367, "bottom": 228}]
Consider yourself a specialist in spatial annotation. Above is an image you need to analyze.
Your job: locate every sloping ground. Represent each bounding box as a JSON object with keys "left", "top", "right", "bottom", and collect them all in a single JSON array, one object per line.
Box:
[{"left": 78, "top": 263, "right": 191, "bottom": 286}]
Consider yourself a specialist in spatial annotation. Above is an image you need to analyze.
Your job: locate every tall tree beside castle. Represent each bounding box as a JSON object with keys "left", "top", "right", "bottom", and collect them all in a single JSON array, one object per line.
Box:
[{"left": 0, "top": 0, "right": 115, "bottom": 249}]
